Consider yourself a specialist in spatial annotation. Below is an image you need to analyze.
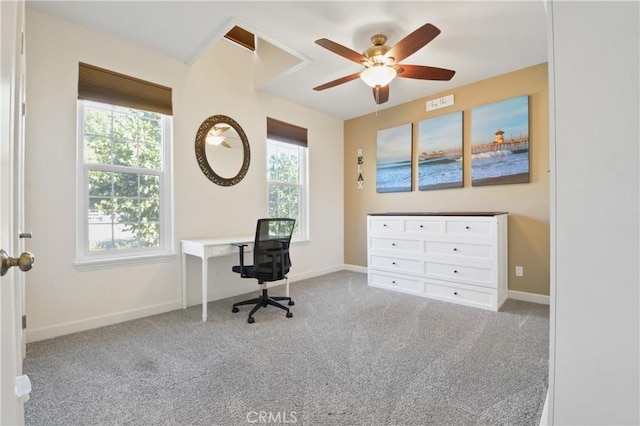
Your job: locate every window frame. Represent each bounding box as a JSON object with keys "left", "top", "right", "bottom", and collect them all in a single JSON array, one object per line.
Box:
[
  {"left": 75, "top": 100, "right": 174, "bottom": 270},
  {"left": 266, "top": 138, "right": 309, "bottom": 242}
]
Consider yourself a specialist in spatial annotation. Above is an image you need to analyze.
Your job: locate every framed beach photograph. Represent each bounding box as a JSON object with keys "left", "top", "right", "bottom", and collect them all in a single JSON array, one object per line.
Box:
[
  {"left": 471, "top": 95, "right": 530, "bottom": 186},
  {"left": 417, "top": 111, "right": 463, "bottom": 190},
  {"left": 376, "top": 123, "right": 413, "bottom": 193}
]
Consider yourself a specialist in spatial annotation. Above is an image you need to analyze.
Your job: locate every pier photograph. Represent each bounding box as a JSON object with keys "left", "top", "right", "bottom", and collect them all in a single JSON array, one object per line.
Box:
[
  {"left": 417, "top": 111, "right": 463, "bottom": 190},
  {"left": 471, "top": 95, "right": 529, "bottom": 186},
  {"left": 376, "top": 123, "right": 413, "bottom": 193}
]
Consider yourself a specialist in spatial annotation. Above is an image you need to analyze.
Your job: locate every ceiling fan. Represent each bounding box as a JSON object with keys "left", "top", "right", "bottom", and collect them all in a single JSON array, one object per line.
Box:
[
  {"left": 313, "top": 23, "right": 455, "bottom": 105},
  {"left": 206, "top": 124, "right": 231, "bottom": 148}
]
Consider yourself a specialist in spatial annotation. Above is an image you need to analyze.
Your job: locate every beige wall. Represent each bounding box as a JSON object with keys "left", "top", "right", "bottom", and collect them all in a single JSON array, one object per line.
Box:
[
  {"left": 24, "top": 9, "right": 344, "bottom": 341},
  {"left": 344, "top": 63, "right": 549, "bottom": 296}
]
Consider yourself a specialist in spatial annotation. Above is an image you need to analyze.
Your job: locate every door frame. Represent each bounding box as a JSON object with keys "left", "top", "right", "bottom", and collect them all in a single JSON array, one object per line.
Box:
[{"left": 1, "top": 0, "right": 26, "bottom": 423}]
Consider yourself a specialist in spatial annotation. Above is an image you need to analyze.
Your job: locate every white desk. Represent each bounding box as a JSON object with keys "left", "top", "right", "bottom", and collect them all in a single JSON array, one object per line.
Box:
[{"left": 181, "top": 236, "right": 253, "bottom": 321}]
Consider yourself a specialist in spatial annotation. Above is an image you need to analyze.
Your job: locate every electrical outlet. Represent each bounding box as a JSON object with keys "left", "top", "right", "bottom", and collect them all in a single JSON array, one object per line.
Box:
[{"left": 515, "top": 266, "right": 524, "bottom": 277}]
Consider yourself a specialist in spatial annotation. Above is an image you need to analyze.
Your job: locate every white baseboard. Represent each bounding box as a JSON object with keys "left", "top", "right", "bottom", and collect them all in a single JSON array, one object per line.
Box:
[
  {"left": 26, "top": 301, "right": 182, "bottom": 343},
  {"left": 540, "top": 389, "right": 549, "bottom": 426},
  {"left": 341, "top": 265, "right": 550, "bottom": 305},
  {"left": 343, "top": 264, "right": 367, "bottom": 274},
  {"left": 288, "top": 264, "right": 345, "bottom": 282},
  {"left": 508, "top": 290, "right": 550, "bottom": 305},
  {"left": 27, "top": 266, "right": 347, "bottom": 343},
  {"left": 28, "top": 267, "right": 546, "bottom": 343}
]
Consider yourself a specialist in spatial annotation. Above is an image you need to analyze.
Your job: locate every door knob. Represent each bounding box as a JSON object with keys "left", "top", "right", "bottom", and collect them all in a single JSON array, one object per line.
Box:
[{"left": 1, "top": 249, "right": 35, "bottom": 276}]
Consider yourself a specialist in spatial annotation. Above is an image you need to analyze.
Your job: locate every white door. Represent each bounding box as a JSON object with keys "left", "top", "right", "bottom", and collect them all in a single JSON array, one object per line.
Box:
[{"left": 1, "top": 0, "right": 30, "bottom": 424}]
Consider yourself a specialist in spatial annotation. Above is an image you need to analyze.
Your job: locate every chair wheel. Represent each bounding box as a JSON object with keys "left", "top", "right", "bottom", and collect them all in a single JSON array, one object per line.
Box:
[
  {"left": 286, "top": 312, "right": 293, "bottom": 318},
  {"left": 288, "top": 300, "right": 295, "bottom": 306},
  {"left": 247, "top": 317, "right": 255, "bottom": 324},
  {"left": 232, "top": 307, "right": 239, "bottom": 313}
]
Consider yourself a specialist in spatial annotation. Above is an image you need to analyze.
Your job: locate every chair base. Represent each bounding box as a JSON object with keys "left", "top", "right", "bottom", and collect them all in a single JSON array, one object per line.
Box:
[{"left": 232, "top": 287, "right": 294, "bottom": 323}]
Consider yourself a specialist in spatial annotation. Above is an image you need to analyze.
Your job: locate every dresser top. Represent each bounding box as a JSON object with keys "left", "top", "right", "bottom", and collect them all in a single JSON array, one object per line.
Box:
[{"left": 368, "top": 211, "right": 508, "bottom": 217}]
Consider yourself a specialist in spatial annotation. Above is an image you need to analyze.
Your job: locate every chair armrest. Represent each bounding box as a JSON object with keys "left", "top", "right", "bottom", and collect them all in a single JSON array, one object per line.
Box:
[{"left": 232, "top": 243, "right": 249, "bottom": 269}]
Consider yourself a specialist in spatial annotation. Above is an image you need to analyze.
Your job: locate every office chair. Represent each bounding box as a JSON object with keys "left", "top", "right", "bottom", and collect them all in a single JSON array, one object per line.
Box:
[{"left": 231, "top": 218, "right": 296, "bottom": 323}]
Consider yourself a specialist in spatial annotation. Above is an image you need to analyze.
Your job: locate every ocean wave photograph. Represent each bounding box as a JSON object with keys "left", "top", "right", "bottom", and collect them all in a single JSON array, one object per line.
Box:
[
  {"left": 376, "top": 123, "right": 412, "bottom": 192},
  {"left": 417, "top": 111, "right": 463, "bottom": 190},
  {"left": 471, "top": 95, "right": 530, "bottom": 186}
]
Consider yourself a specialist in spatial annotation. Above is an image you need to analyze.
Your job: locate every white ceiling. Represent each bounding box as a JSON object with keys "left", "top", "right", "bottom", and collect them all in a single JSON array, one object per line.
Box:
[{"left": 26, "top": 1, "right": 548, "bottom": 120}]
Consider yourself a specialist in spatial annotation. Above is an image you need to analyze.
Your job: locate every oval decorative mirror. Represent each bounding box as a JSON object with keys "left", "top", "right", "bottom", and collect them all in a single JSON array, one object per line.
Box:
[{"left": 195, "top": 115, "right": 250, "bottom": 186}]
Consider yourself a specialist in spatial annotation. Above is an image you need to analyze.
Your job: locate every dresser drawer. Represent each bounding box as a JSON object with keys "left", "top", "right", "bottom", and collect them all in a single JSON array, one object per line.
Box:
[
  {"left": 426, "top": 282, "right": 496, "bottom": 309},
  {"left": 405, "top": 218, "right": 442, "bottom": 234},
  {"left": 370, "top": 255, "right": 422, "bottom": 274},
  {"left": 370, "top": 237, "right": 420, "bottom": 252},
  {"left": 445, "top": 219, "right": 492, "bottom": 237},
  {"left": 369, "top": 218, "right": 403, "bottom": 232},
  {"left": 425, "top": 261, "right": 493, "bottom": 286},
  {"left": 425, "top": 241, "right": 492, "bottom": 260},
  {"left": 370, "top": 273, "right": 422, "bottom": 293}
]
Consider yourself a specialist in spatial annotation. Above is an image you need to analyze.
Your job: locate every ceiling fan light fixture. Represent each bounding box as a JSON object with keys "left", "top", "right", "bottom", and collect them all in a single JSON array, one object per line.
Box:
[
  {"left": 206, "top": 135, "right": 226, "bottom": 146},
  {"left": 360, "top": 65, "right": 397, "bottom": 88}
]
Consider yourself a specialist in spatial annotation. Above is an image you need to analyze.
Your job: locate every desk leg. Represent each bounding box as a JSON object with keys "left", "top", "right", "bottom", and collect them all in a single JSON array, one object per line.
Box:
[
  {"left": 182, "top": 253, "right": 188, "bottom": 309},
  {"left": 202, "top": 257, "right": 208, "bottom": 322}
]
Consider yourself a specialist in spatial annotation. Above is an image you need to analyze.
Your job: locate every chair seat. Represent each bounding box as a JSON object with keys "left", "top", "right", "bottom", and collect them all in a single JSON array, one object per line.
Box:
[{"left": 232, "top": 264, "right": 287, "bottom": 282}]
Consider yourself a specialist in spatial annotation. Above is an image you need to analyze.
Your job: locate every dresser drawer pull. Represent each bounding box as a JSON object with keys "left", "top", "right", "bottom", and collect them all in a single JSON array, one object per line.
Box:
[
  {"left": 392, "top": 243, "right": 396, "bottom": 246},
  {"left": 420, "top": 225, "right": 424, "bottom": 228},
  {"left": 465, "top": 226, "right": 470, "bottom": 230},
  {"left": 454, "top": 291, "right": 458, "bottom": 295},
  {"left": 454, "top": 270, "right": 458, "bottom": 274},
  {"left": 392, "top": 280, "right": 396, "bottom": 284},
  {"left": 383, "top": 224, "right": 388, "bottom": 227},
  {"left": 453, "top": 248, "right": 458, "bottom": 251},
  {"left": 392, "top": 262, "right": 396, "bottom": 265}
]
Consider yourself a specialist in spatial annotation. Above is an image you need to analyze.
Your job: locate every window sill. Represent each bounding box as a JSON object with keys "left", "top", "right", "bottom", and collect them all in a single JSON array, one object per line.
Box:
[
  {"left": 75, "top": 252, "right": 176, "bottom": 272},
  {"left": 291, "top": 236, "right": 310, "bottom": 245}
]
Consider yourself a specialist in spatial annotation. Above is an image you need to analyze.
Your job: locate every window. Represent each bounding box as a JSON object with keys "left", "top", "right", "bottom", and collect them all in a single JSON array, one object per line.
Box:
[
  {"left": 77, "top": 64, "right": 173, "bottom": 266},
  {"left": 266, "top": 118, "right": 308, "bottom": 240}
]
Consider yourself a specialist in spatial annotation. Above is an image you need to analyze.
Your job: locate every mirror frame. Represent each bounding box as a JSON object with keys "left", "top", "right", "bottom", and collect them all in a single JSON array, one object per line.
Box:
[{"left": 195, "top": 115, "right": 250, "bottom": 186}]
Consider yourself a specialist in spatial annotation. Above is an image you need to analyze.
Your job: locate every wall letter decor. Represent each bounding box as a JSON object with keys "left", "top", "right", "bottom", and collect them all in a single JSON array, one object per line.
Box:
[{"left": 357, "top": 148, "right": 364, "bottom": 189}]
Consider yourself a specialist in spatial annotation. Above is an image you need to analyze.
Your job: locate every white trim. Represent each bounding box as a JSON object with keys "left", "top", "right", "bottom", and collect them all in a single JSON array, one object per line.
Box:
[
  {"left": 508, "top": 290, "right": 550, "bottom": 305},
  {"left": 540, "top": 389, "right": 550, "bottom": 426},
  {"left": 74, "top": 252, "right": 175, "bottom": 271},
  {"left": 323, "top": 265, "right": 551, "bottom": 305},
  {"left": 238, "top": 265, "right": 345, "bottom": 293},
  {"left": 266, "top": 139, "right": 308, "bottom": 240},
  {"left": 26, "top": 301, "right": 181, "bottom": 343},
  {"left": 76, "top": 101, "right": 174, "bottom": 264},
  {"left": 343, "top": 264, "right": 368, "bottom": 274},
  {"left": 28, "top": 266, "right": 345, "bottom": 342},
  {"left": 287, "top": 264, "right": 344, "bottom": 283}
]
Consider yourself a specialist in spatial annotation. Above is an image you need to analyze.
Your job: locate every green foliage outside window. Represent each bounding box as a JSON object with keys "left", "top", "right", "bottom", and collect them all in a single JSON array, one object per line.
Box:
[
  {"left": 84, "top": 103, "right": 163, "bottom": 251},
  {"left": 267, "top": 146, "right": 302, "bottom": 235}
]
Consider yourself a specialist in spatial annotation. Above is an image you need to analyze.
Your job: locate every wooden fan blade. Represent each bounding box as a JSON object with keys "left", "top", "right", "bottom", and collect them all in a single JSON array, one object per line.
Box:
[
  {"left": 373, "top": 85, "right": 389, "bottom": 104},
  {"left": 385, "top": 23, "right": 441, "bottom": 63},
  {"left": 397, "top": 65, "right": 455, "bottom": 81},
  {"left": 315, "top": 38, "right": 368, "bottom": 64},
  {"left": 313, "top": 72, "right": 361, "bottom": 91}
]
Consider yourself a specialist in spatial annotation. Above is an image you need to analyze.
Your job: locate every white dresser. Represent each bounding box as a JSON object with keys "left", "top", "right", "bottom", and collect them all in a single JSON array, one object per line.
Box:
[{"left": 367, "top": 212, "right": 508, "bottom": 311}]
